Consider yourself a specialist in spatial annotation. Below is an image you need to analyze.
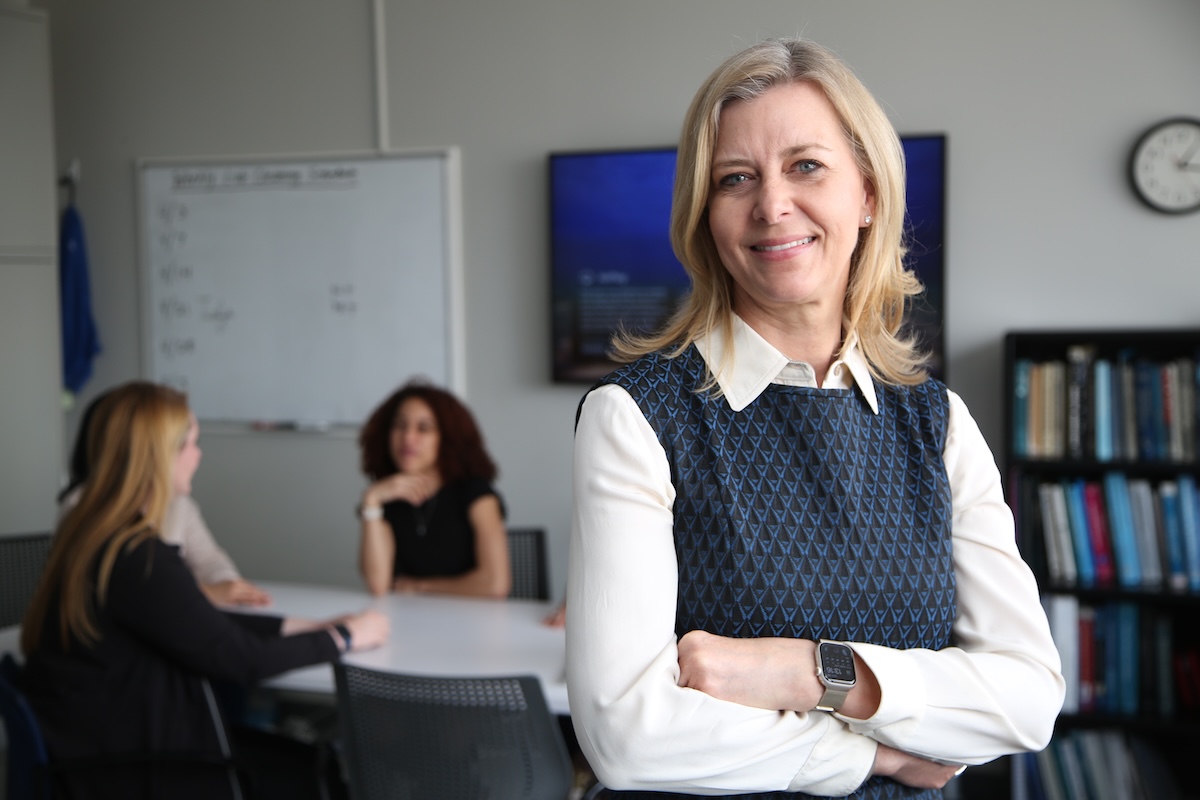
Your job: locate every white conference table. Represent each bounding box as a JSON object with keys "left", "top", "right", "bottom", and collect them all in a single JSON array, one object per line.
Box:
[
  {"left": 254, "top": 582, "right": 569, "bottom": 715},
  {"left": 0, "top": 581, "right": 570, "bottom": 716}
]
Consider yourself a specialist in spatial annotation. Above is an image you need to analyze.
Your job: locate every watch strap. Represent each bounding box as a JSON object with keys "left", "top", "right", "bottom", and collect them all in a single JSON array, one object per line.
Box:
[
  {"left": 333, "top": 622, "right": 353, "bottom": 651},
  {"left": 816, "top": 683, "right": 852, "bottom": 712}
]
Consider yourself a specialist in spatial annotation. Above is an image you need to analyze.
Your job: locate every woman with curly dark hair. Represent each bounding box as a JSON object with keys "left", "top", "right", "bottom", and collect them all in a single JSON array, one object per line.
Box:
[{"left": 356, "top": 379, "right": 510, "bottom": 598}]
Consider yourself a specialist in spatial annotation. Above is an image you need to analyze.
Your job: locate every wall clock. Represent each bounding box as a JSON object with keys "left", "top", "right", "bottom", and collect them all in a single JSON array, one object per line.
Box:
[{"left": 1128, "top": 117, "right": 1200, "bottom": 214}]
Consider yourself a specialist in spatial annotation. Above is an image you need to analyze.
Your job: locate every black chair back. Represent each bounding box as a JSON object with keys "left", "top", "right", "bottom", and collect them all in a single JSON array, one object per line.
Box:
[
  {"left": 507, "top": 527, "right": 549, "bottom": 601},
  {"left": 334, "top": 663, "right": 573, "bottom": 800},
  {"left": 0, "top": 653, "right": 52, "bottom": 800},
  {"left": 0, "top": 533, "right": 52, "bottom": 628}
]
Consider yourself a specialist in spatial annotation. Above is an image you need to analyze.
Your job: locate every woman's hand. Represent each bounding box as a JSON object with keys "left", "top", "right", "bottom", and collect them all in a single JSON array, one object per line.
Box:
[
  {"left": 334, "top": 609, "right": 390, "bottom": 652},
  {"left": 678, "top": 630, "right": 818, "bottom": 711},
  {"left": 678, "top": 631, "right": 881, "bottom": 719},
  {"left": 871, "top": 744, "right": 963, "bottom": 789},
  {"left": 542, "top": 602, "right": 567, "bottom": 628},
  {"left": 363, "top": 473, "right": 438, "bottom": 508},
  {"left": 202, "top": 578, "right": 271, "bottom": 607}
]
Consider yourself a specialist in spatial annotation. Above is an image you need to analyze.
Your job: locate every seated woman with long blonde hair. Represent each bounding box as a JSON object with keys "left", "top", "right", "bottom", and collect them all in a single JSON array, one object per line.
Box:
[{"left": 21, "top": 381, "right": 388, "bottom": 799}]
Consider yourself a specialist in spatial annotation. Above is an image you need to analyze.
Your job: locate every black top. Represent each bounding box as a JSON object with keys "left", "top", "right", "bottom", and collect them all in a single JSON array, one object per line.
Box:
[
  {"left": 382, "top": 477, "right": 504, "bottom": 578},
  {"left": 22, "top": 537, "right": 340, "bottom": 799}
]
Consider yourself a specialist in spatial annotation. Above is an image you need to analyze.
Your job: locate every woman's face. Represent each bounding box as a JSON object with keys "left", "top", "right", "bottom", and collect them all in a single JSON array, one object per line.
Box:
[
  {"left": 390, "top": 397, "right": 441, "bottom": 477},
  {"left": 172, "top": 415, "right": 202, "bottom": 496},
  {"left": 706, "top": 80, "right": 874, "bottom": 329}
]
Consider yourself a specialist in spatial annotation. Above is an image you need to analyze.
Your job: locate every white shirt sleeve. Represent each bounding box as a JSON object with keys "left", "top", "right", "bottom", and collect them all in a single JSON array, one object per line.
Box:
[
  {"left": 840, "top": 390, "right": 1064, "bottom": 762},
  {"left": 566, "top": 384, "right": 1065, "bottom": 795},
  {"left": 566, "top": 384, "right": 876, "bottom": 796},
  {"left": 163, "top": 495, "right": 242, "bottom": 585}
]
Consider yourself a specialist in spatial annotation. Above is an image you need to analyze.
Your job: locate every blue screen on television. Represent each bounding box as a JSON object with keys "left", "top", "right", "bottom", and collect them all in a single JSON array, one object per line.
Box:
[{"left": 550, "top": 136, "right": 946, "bottom": 382}]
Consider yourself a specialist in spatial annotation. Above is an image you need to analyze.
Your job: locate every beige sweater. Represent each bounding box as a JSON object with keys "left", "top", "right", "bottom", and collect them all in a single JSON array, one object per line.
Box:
[{"left": 58, "top": 489, "right": 241, "bottom": 585}]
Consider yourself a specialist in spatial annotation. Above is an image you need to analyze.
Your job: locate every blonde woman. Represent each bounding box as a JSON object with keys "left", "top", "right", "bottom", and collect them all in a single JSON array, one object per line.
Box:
[
  {"left": 22, "top": 382, "right": 387, "bottom": 799},
  {"left": 567, "top": 38, "right": 1063, "bottom": 798}
]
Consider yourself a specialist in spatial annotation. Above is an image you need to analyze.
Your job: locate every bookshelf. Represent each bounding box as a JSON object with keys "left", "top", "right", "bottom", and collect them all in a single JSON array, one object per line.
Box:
[{"left": 1003, "top": 329, "right": 1200, "bottom": 799}]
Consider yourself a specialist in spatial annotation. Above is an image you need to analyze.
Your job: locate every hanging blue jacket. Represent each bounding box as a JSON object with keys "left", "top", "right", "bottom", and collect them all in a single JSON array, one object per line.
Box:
[{"left": 59, "top": 204, "right": 101, "bottom": 393}]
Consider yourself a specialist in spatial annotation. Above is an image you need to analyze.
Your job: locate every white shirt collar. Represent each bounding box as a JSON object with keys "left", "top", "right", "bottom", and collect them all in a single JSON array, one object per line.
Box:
[{"left": 694, "top": 314, "right": 879, "bottom": 414}]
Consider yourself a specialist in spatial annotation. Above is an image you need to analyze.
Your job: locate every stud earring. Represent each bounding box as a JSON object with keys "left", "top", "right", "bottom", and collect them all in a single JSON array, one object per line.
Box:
[{"left": 864, "top": 215, "right": 872, "bottom": 225}]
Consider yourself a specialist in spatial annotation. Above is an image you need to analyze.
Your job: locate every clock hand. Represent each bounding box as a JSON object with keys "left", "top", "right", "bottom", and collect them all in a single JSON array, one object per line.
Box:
[{"left": 1178, "top": 139, "right": 1199, "bottom": 169}]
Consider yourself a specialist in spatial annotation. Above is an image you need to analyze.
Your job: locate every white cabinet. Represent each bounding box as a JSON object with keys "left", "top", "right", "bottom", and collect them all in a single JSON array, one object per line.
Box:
[{"left": 0, "top": 5, "right": 63, "bottom": 535}]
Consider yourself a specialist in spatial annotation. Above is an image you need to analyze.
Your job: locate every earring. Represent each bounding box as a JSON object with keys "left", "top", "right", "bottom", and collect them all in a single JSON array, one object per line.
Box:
[{"left": 864, "top": 215, "right": 872, "bottom": 225}]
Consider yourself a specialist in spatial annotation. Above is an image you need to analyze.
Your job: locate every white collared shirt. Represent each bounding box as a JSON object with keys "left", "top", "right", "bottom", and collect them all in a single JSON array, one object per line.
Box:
[{"left": 566, "top": 315, "right": 1064, "bottom": 796}]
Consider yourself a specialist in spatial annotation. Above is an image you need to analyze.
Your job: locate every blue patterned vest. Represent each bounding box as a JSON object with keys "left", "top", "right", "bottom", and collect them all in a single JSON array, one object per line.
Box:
[{"left": 594, "top": 345, "right": 955, "bottom": 800}]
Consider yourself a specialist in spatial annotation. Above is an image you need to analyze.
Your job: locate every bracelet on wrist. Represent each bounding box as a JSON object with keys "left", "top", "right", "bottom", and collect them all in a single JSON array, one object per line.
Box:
[
  {"left": 356, "top": 503, "right": 383, "bottom": 522},
  {"left": 333, "top": 622, "right": 353, "bottom": 651}
]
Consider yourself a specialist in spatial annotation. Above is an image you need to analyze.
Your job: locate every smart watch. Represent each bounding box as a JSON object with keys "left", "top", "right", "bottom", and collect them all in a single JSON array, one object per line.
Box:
[
  {"left": 333, "top": 622, "right": 353, "bottom": 652},
  {"left": 815, "top": 640, "right": 857, "bottom": 712}
]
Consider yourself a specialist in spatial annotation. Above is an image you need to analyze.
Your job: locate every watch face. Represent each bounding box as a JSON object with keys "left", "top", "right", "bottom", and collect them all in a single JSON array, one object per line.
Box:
[
  {"left": 819, "top": 642, "right": 856, "bottom": 684},
  {"left": 1129, "top": 118, "right": 1200, "bottom": 214}
]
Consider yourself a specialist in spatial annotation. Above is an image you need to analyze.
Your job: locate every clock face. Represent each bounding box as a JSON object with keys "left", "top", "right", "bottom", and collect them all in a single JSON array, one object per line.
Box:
[{"left": 1129, "top": 118, "right": 1200, "bottom": 214}]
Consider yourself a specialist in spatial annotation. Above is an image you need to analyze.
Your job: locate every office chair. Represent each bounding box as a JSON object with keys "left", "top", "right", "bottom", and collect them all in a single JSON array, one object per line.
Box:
[
  {"left": 0, "top": 653, "right": 52, "bottom": 800},
  {"left": 507, "top": 527, "right": 549, "bottom": 601},
  {"left": 0, "top": 533, "right": 53, "bottom": 628},
  {"left": 0, "top": 654, "right": 245, "bottom": 800},
  {"left": 334, "top": 663, "right": 573, "bottom": 800}
]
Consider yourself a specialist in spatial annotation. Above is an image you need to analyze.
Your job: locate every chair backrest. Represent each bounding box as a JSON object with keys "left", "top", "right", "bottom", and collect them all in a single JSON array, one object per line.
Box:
[
  {"left": 0, "top": 533, "right": 53, "bottom": 628},
  {"left": 0, "top": 653, "right": 52, "bottom": 800},
  {"left": 334, "top": 663, "right": 573, "bottom": 800},
  {"left": 507, "top": 527, "right": 549, "bottom": 601},
  {"left": 0, "top": 653, "right": 244, "bottom": 800}
]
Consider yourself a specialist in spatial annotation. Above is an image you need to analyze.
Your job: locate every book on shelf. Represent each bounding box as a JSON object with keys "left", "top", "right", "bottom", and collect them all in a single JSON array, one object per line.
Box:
[
  {"left": 1133, "top": 359, "right": 1169, "bottom": 461},
  {"left": 1127, "top": 478, "right": 1164, "bottom": 586},
  {"left": 1066, "top": 345, "right": 1096, "bottom": 461},
  {"left": 1034, "top": 746, "right": 1067, "bottom": 800},
  {"left": 1045, "top": 361, "right": 1065, "bottom": 459},
  {"left": 1063, "top": 479, "right": 1096, "bottom": 587},
  {"left": 1044, "top": 593, "right": 1080, "bottom": 714},
  {"left": 1153, "top": 612, "right": 1175, "bottom": 717},
  {"left": 1117, "top": 350, "right": 1139, "bottom": 461},
  {"left": 1028, "top": 361, "right": 1045, "bottom": 458},
  {"left": 1093, "top": 357, "right": 1115, "bottom": 462},
  {"left": 1157, "top": 480, "right": 1188, "bottom": 590},
  {"left": 1082, "top": 480, "right": 1117, "bottom": 587},
  {"left": 1039, "top": 482, "right": 1076, "bottom": 585},
  {"left": 1077, "top": 604, "right": 1097, "bottom": 712},
  {"left": 1013, "top": 357, "right": 1032, "bottom": 458},
  {"left": 1178, "top": 475, "right": 1200, "bottom": 590},
  {"left": 1103, "top": 472, "right": 1142, "bottom": 589},
  {"left": 1115, "top": 602, "right": 1139, "bottom": 716},
  {"left": 1180, "top": 356, "right": 1197, "bottom": 461},
  {"left": 1051, "top": 736, "right": 1089, "bottom": 800}
]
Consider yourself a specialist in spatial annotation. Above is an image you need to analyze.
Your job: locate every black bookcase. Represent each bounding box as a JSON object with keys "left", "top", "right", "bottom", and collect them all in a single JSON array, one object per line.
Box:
[{"left": 1002, "top": 329, "right": 1200, "bottom": 798}]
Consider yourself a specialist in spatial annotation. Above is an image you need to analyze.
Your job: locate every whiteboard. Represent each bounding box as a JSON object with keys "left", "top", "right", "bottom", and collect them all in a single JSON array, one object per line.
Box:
[{"left": 137, "top": 150, "right": 462, "bottom": 426}]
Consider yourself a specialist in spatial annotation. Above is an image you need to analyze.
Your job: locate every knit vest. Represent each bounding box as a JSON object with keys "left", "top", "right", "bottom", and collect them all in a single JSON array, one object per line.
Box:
[{"left": 595, "top": 345, "right": 955, "bottom": 800}]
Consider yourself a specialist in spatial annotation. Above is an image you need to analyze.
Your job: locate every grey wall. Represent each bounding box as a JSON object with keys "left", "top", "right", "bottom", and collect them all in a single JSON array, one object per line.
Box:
[{"left": 31, "top": 0, "right": 1200, "bottom": 598}]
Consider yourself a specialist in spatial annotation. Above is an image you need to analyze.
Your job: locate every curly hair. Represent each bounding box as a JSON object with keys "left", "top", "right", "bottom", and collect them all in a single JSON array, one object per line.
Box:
[{"left": 358, "top": 380, "right": 497, "bottom": 484}]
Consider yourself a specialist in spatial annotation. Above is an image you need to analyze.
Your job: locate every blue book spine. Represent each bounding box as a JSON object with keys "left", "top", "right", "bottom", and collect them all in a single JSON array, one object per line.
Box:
[
  {"left": 1134, "top": 360, "right": 1161, "bottom": 461},
  {"left": 1178, "top": 475, "right": 1200, "bottom": 590},
  {"left": 1094, "top": 359, "right": 1113, "bottom": 461},
  {"left": 1064, "top": 479, "right": 1095, "bottom": 586},
  {"left": 1013, "top": 358, "right": 1032, "bottom": 457},
  {"left": 1158, "top": 481, "right": 1188, "bottom": 590},
  {"left": 1117, "top": 603, "right": 1139, "bottom": 715},
  {"left": 1104, "top": 472, "right": 1142, "bottom": 588}
]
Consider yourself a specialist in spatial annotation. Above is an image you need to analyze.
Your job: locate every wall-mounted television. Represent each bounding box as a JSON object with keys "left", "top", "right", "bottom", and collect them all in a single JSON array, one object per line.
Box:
[{"left": 550, "top": 134, "right": 947, "bottom": 383}]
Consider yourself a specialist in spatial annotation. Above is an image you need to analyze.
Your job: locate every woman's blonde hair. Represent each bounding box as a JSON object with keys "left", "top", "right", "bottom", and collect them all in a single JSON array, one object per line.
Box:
[
  {"left": 612, "top": 37, "right": 928, "bottom": 386},
  {"left": 22, "top": 382, "right": 193, "bottom": 653}
]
